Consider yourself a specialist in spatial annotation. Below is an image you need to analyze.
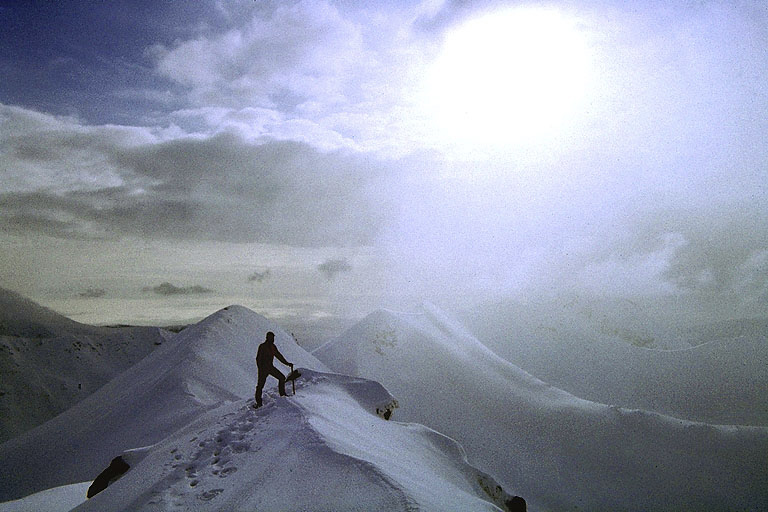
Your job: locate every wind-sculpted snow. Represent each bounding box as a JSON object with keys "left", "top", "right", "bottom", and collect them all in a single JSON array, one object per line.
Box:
[
  {"left": 0, "top": 288, "right": 169, "bottom": 442},
  {"left": 314, "top": 304, "right": 768, "bottom": 511},
  {"left": 0, "top": 305, "right": 328, "bottom": 502},
  {"left": 73, "top": 370, "right": 513, "bottom": 512}
]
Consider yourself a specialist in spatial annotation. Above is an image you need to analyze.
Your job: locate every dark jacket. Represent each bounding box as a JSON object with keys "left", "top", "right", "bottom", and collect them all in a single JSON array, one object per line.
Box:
[{"left": 256, "top": 341, "right": 289, "bottom": 369}]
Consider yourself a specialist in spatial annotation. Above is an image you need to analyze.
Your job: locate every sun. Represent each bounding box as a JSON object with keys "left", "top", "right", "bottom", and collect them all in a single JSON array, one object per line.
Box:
[{"left": 418, "top": 7, "right": 593, "bottom": 150}]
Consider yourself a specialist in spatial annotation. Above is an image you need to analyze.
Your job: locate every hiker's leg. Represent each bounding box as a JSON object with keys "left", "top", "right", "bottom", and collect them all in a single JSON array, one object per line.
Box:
[
  {"left": 269, "top": 366, "right": 287, "bottom": 396},
  {"left": 255, "top": 368, "right": 268, "bottom": 405}
]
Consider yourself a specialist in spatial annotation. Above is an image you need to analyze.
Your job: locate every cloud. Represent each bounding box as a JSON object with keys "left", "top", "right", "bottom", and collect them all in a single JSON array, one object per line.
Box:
[
  {"left": 0, "top": 105, "right": 396, "bottom": 247},
  {"left": 413, "top": 0, "right": 501, "bottom": 34},
  {"left": 522, "top": 202, "right": 768, "bottom": 310},
  {"left": 152, "top": 1, "right": 370, "bottom": 110},
  {"left": 0, "top": 207, "right": 93, "bottom": 241},
  {"left": 147, "top": 1, "right": 430, "bottom": 155},
  {"left": 248, "top": 269, "right": 271, "bottom": 283},
  {"left": 0, "top": 104, "right": 158, "bottom": 195},
  {"left": 78, "top": 288, "right": 106, "bottom": 298},
  {"left": 110, "top": 133, "right": 393, "bottom": 245},
  {"left": 142, "top": 282, "right": 213, "bottom": 296},
  {"left": 654, "top": 206, "right": 768, "bottom": 298},
  {"left": 572, "top": 233, "right": 686, "bottom": 297},
  {"left": 317, "top": 258, "right": 352, "bottom": 280}
]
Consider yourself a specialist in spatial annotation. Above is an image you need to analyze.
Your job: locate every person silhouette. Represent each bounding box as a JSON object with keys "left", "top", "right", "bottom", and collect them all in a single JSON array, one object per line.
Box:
[{"left": 254, "top": 331, "right": 293, "bottom": 408}]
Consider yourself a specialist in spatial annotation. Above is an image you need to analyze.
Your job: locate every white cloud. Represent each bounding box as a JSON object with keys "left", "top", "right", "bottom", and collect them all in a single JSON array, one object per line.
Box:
[
  {"left": 168, "top": 106, "right": 358, "bottom": 151},
  {"left": 574, "top": 233, "right": 686, "bottom": 297},
  {"left": 153, "top": 1, "right": 369, "bottom": 110},
  {"left": 149, "top": 1, "right": 433, "bottom": 155}
]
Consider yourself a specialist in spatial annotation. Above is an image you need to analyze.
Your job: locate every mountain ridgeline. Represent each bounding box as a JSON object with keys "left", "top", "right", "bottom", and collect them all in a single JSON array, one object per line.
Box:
[
  {"left": 0, "top": 288, "right": 170, "bottom": 442},
  {"left": 0, "top": 292, "right": 766, "bottom": 511}
]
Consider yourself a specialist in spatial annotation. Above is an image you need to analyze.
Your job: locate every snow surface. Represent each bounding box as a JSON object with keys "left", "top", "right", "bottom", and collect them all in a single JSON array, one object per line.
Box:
[
  {"left": 462, "top": 300, "right": 768, "bottom": 425},
  {"left": 3, "top": 296, "right": 766, "bottom": 511},
  {"left": 314, "top": 303, "right": 768, "bottom": 511},
  {"left": 0, "top": 287, "right": 169, "bottom": 442},
  {"left": 0, "top": 482, "right": 90, "bottom": 512},
  {"left": 0, "top": 305, "right": 328, "bottom": 502},
  {"left": 72, "top": 370, "right": 513, "bottom": 511}
]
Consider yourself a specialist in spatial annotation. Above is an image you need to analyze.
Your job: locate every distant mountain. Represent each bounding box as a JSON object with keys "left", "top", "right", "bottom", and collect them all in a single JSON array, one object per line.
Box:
[
  {"left": 0, "top": 305, "right": 328, "bottom": 502},
  {"left": 0, "top": 288, "right": 169, "bottom": 442},
  {"left": 314, "top": 303, "right": 768, "bottom": 511},
  {"left": 70, "top": 370, "right": 518, "bottom": 512},
  {"left": 0, "top": 287, "right": 92, "bottom": 338},
  {"left": 460, "top": 299, "right": 768, "bottom": 425}
]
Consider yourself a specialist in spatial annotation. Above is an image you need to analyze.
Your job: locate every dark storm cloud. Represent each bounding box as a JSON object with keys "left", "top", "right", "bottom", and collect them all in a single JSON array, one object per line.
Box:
[
  {"left": 0, "top": 210, "right": 90, "bottom": 241},
  {"left": 108, "top": 134, "right": 392, "bottom": 246},
  {"left": 142, "top": 282, "right": 213, "bottom": 296},
  {"left": 317, "top": 258, "right": 352, "bottom": 280},
  {"left": 0, "top": 106, "right": 395, "bottom": 246},
  {"left": 0, "top": 189, "right": 200, "bottom": 241}
]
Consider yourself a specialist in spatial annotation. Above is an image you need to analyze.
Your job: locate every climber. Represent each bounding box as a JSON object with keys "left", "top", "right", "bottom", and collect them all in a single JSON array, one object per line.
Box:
[{"left": 254, "top": 331, "right": 293, "bottom": 408}]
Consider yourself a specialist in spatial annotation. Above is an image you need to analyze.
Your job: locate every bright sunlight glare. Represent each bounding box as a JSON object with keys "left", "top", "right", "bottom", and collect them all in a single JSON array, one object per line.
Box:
[{"left": 419, "top": 7, "right": 594, "bottom": 151}]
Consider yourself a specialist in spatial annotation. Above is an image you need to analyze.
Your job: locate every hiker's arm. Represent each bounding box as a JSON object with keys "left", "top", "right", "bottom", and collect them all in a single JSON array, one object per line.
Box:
[{"left": 274, "top": 347, "right": 291, "bottom": 366}]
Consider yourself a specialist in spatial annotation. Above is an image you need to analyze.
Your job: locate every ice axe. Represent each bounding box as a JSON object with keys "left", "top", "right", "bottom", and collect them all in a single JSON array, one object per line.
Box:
[{"left": 288, "top": 363, "right": 296, "bottom": 395}]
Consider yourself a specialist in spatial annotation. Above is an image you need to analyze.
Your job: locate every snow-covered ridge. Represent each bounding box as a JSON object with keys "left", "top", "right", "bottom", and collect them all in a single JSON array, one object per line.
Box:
[
  {"left": 314, "top": 304, "right": 768, "bottom": 511},
  {"left": 71, "top": 370, "right": 516, "bottom": 512},
  {"left": 0, "top": 304, "right": 328, "bottom": 502}
]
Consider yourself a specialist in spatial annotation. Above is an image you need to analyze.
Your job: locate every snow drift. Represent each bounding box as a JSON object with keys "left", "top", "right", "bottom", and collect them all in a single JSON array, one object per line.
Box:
[
  {"left": 0, "top": 287, "right": 169, "bottom": 442},
  {"left": 73, "top": 370, "right": 517, "bottom": 512},
  {"left": 0, "top": 305, "right": 328, "bottom": 502},
  {"left": 314, "top": 303, "right": 768, "bottom": 511}
]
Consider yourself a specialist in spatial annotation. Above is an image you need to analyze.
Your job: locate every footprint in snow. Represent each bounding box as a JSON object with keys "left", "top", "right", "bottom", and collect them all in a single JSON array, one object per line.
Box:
[
  {"left": 198, "top": 488, "right": 224, "bottom": 501},
  {"left": 218, "top": 466, "right": 238, "bottom": 478}
]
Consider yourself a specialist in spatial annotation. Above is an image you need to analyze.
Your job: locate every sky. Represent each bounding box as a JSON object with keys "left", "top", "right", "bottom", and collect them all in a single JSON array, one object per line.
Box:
[{"left": 1, "top": 0, "right": 767, "bottom": 331}]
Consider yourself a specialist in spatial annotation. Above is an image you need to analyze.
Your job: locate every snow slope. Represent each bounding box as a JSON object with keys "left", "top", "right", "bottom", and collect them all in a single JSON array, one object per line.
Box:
[
  {"left": 0, "top": 482, "right": 90, "bottom": 512},
  {"left": 0, "top": 288, "right": 170, "bottom": 442},
  {"left": 73, "top": 370, "right": 516, "bottom": 512},
  {"left": 314, "top": 303, "right": 768, "bottom": 511},
  {"left": 0, "top": 287, "right": 90, "bottom": 338},
  {"left": 462, "top": 300, "right": 768, "bottom": 425},
  {"left": 0, "top": 305, "right": 328, "bottom": 502}
]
